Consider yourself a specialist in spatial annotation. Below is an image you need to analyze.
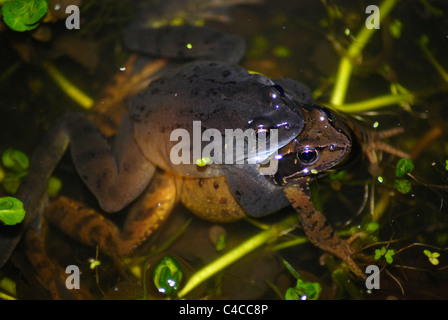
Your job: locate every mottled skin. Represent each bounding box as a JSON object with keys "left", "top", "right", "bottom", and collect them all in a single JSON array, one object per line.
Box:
[
  {"left": 0, "top": 26, "right": 307, "bottom": 263},
  {"left": 58, "top": 24, "right": 309, "bottom": 219},
  {"left": 129, "top": 61, "right": 305, "bottom": 178},
  {"left": 0, "top": 25, "right": 393, "bottom": 281},
  {"left": 43, "top": 102, "right": 364, "bottom": 279},
  {"left": 274, "top": 106, "right": 362, "bottom": 277}
]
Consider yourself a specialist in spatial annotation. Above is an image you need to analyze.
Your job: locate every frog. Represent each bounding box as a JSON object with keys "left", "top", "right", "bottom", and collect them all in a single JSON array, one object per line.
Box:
[
  {"left": 1, "top": 24, "right": 406, "bottom": 284},
  {"left": 0, "top": 24, "right": 307, "bottom": 267},
  {"left": 271, "top": 103, "right": 409, "bottom": 278},
  {"left": 274, "top": 104, "right": 358, "bottom": 276}
]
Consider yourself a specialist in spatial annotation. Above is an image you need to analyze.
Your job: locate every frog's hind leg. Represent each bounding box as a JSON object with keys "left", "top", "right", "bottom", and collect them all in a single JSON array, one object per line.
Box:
[
  {"left": 24, "top": 226, "right": 93, "bottom": 299},
  {"left": 119, "top": 170, "right": 178, "bottom": 256},
  {"left": 29, "top": 184, "right": 174, "bottom": 298},
  {"left": 65, "top": 112, "right": 155, "bottom": 213},
  {"left": 44, "top": 170, "right": 178, "bottom": 257},
  {"left": 124, "top": 24, "right": 246, "bottom": 63}
]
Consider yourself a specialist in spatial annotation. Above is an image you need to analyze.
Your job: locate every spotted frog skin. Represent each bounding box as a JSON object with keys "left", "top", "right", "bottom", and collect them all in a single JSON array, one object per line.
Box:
[
  {"left": 275, "top": 105, "right": 360, "bottom": 276},
  {"left": 0, "top": 25, "right": 307, "bottom": 266},
  {"left": 0, "top": 25, "right": 404, "bottom": 281}
]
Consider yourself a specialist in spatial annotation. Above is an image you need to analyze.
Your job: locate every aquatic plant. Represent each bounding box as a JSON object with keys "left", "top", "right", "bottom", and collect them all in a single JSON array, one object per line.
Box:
[{"left": 1, "top": 0, "right": 48, "bottom": 32}]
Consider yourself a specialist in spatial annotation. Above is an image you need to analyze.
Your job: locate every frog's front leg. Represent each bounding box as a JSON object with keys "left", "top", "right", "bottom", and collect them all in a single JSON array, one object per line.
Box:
[
  {"left": 283, "top": 177, "right": 365, "bottom": 278},
  {"left": 65, "top": 112, "right": 155, "bottom": 212}
]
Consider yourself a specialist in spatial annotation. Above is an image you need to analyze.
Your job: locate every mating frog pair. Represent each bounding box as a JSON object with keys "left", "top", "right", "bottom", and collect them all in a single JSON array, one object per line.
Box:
[{"left": 2, "top": 25, "right": 407, "bottom": 281}]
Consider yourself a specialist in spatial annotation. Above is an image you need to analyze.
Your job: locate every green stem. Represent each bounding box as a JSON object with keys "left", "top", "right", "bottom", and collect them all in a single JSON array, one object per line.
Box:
[
  {"left": 43, "top": 61, "right": 94, "bottom": 109},
  {"left": 0, "top": 291, "right": 15, "bottom": 300},
  {"left": 0, "top": 61, "right": 22, "bottom": 82},
  {"left": 0, "top": 276, "right": 16, "bottom": 300},
  {"left": 272, "top": 236, "right": 308, "bottom": 251},
  {"left": 372, "top": 190, "right": 391, "bottom": 223},
  {"left": 333, "top": 93, "right": 413, "bottom": 113},
  {"left": 330, "top": 0, "right": 401, "bottom": 106},
  {"left": 177, "top": 214, "right": 298, "bottom": 299},
  {"left": 418, "top": 35, "right": 448, "bottom": 83}
]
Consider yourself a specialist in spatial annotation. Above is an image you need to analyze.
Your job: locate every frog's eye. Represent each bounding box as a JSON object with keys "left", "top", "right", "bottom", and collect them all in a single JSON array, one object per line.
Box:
[
  {"left": 253, "top": 126, "right": 270, "bottom": 142},
  {"left": 319, "top": 107, "right": 334, "bottom": 122},
  {"left": 296, "top": 147, "right": 318, "bottom": 164}
]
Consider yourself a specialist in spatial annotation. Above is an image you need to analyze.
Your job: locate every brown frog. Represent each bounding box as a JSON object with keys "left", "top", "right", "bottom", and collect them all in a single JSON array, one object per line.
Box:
[
  {"left": 1, "top": 25, "right": 407, "bottom": 286},
  {"left": 275, "top": 104, "right": 359, "bottom": 276},
  {"left": 0, "top": 25, "right": 306, "bottom": 269},
  {"left": 38, "top": 101, "right": 370, "bottom": 281}
]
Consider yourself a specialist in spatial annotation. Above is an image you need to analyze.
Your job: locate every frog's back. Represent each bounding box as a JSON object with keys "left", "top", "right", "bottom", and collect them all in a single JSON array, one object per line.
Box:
[
  {"left": 129, "top": 61, "right": 263, "bottom": 176},
  {"left": 126, "top": 26, "right": 307, "bottom": 178}
]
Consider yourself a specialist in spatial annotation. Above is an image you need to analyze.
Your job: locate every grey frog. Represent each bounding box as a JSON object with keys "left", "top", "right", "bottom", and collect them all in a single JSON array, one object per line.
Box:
[{"left": 0, "top": 24, "right": 311, "bottom": 268}]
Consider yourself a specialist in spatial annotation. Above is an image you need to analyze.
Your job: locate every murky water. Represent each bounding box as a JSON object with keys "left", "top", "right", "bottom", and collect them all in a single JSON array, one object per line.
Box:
[{"left": 0, "top": 0, "right": 447, "bottom": 300}]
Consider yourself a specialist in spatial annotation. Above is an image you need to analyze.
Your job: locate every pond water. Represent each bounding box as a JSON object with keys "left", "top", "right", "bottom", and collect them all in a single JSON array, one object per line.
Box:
[{"left": 0, "top": 0, "right": 447, "bottom": 300}]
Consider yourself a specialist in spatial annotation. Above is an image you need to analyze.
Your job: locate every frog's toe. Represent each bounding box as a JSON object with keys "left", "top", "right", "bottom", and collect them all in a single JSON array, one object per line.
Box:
[{"left": 331, "top": 239, "right": 366, "bottom": 279}]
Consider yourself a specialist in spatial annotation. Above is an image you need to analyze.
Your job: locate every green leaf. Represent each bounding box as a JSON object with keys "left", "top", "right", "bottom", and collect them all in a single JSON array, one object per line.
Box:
[
  {"left": 273, "top": 45, "right": 292, "bottom": 58},
  {"left": 329, "top": 170, "right": 347, "bottom": 180},
  {"left": 281, "top": 258, "right": 301, "bottom": 280},
  {"left": 0, "top": 167, "right": 5, "bottom": 183},
  {"left": 395, "top": 158, "right": 414, "bottom": 178},
  {"left": 285, "top": 287, "right": 300, "bottom": 300},
  {"left": 152, "top": 255, "right": 183, "bottom": 295},
  {"left": 389, "top": 19, "right": 403, "bottom": 39},
  {"left": 2, "top": 148, "right": 29, "bottom": 173},
  {"left": 293, "top": 279, "right": 321, "bottom": 300},
  {"left": 1, "top": 0, "right": 48, "bottom": 32},
  {"left": 384, "top": 249, "right": 395, "bottom": 264},
  {"left": 214, "top": 234, "right": 226, "bottom": 251},
  {"left": 88, "top": 258, "right": 101, "bottom": 270},
  {"left": 46, "top": 176, "right": 62, "bottom": 197},
  {"left": 1, "top": 175, "right": 21, "bottom": 194},
  {"left": 282, "top": 260, "right": 321, "bottom": 300},
  {"left": 365, "top": 222, "right": 379, "bottom": 233},
  {"left": 374, "top": 248, "right": 383, "bottom": 260},
  {"left": 285, "top": 279, "right": 321, "bottom": 300},
  {"left": 0, "top": 196, "right": 25, "bottom": 225},
  {"left": 375, "top": 246, "right": 390, "bottom": 260},
  {"left": 430, "top": 256, "right": 440, "bottom": 265},
  {"left": 423, "top": 250, "right": 440, "bottom": 265},
  {"left": 394, "top": 178, "right": 412, "bottom": 194},
  {"left": 195, "top": 156, "right": 211, "bottom": 167}
]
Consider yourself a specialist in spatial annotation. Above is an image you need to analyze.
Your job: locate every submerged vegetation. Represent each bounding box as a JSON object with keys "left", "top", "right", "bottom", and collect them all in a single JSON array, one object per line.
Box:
[
  {"left": 0, "top": 0, "right": 448, "bottom": 300},
  {"left": 0, "top": 196, "right": 25, "bottom": 226},
  {"left": 1, "top": 0, "right": 48, "bottom": 32}
]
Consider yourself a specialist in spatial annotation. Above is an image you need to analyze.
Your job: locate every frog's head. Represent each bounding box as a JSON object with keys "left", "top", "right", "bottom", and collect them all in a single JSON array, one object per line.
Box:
[{"left": 273, "top": 105, "right": 352, "bottom": 185}]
